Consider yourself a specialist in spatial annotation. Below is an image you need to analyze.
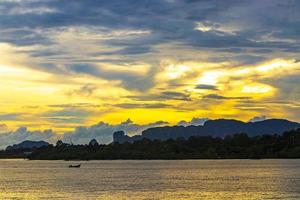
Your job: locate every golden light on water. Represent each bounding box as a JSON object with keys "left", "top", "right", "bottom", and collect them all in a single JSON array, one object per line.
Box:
[{"left": 0, "top": 160, "right": 298, "bottom": 200}]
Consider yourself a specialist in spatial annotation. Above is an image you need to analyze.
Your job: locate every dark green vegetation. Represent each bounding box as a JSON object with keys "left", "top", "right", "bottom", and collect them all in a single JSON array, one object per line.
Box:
[{"left": 1, "top": 129, "right": 300, "bottom": 160}]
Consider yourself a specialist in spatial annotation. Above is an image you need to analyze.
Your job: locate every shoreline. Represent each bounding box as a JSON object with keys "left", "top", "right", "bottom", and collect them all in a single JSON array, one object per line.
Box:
[{"left": 1, "top": 158, "right": 300, "bottom": 161}]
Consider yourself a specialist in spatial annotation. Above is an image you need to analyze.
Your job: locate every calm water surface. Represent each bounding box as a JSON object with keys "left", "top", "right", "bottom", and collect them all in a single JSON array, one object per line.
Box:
[{"left": 0, "top": 159, "right": 299, "bottom": 199}]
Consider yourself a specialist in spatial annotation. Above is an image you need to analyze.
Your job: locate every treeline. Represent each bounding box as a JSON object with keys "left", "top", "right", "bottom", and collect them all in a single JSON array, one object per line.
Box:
[
  {"left": 1, "top": 129, "right": 300, "bottom": 160},
  {"left": 0, "top": 148, "right": 28, "bottom": 159}
]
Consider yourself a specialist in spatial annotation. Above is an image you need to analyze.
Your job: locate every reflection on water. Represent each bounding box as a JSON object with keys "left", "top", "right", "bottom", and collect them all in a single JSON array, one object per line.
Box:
[{"left": 0, "top": 159, "right": 299, "bottom": 199}]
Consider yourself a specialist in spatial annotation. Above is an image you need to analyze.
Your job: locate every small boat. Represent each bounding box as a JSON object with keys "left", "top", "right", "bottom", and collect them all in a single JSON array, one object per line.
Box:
[{"left": 69, "top": 164, "right": 81, "bottom": 168}]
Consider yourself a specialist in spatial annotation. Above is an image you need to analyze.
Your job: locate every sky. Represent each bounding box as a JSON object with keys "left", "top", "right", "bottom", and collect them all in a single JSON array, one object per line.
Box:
[{"left": 0, "top": 0, "right": 300, "bottom": 147}]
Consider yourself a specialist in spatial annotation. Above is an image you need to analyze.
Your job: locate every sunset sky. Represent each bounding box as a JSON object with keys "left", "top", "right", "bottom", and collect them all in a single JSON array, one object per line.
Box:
[{"left": 0, "top": 0, "right": 300, "bottom": 136}]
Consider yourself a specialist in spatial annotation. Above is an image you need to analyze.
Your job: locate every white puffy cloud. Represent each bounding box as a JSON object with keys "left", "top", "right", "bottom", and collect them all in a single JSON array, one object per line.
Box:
[
  {"left": 62, "top": 119, "right": 168, "bottom": 145},
  {"left": 249, "top": 116, "right": 267, "bottom": 122},
  {"left": 0, "top": 124, "right": 8, "bottom": 133},
  {"left": 0, "top": 127, "right": 59, "bottom": 149},
  {"left": 177, "top": 118, "right": 209, "bottom": 126},
  {"left": 0, "top": 119, "right": 169, "bottom": 149}
]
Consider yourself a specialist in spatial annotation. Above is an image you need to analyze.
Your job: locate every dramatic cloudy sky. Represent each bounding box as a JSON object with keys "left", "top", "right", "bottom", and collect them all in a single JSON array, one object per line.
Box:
[{"left": 0, "top": 0, "right": 300, "bottom": 146}]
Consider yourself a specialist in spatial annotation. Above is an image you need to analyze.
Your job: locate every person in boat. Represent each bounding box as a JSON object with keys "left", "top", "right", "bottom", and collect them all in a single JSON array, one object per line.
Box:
[{"left": 69, "top": 164, "right": 81, "bottom": 168}]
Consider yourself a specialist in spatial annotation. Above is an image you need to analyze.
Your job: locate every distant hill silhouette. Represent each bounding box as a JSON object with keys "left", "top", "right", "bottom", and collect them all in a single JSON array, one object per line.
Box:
[
  {"left": 6, "top": 140, "right": 50, "bottom": 151},
  {"left": 113, "top": 119, "right": 300, "bottom": 143},
  {"left": 26, "top": 128, "right": 300, "bottom": 160}
]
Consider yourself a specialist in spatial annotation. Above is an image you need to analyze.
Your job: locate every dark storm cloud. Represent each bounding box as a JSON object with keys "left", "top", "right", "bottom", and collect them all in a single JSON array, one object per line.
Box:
[
  {"left": 69, "top": 84, "right": 98, "bottom": 97},
  {"left": 113, "top": 46, "right": 155, "bottom": 55},
  {"left": 115, "top": 103, "right": 174, "bottom": 109},
  {"left": 262, "top": 74, "right": 300, "bottom": 102},
  {"left": 160, "top": 91, "right": 191, "bottom": 101},
  {"left": 41, "top": 108, "right": 91, "bottom": 124},
  {"left": 67, "top": 63, "right": 155, "bottom": 90},
  {"left": 208, "top": 55, "right": 267, "bottom": 65},
  {"left": 1, "top": 0, "right": 300, "bottom": 92},
  {"left": 1, "top": 0, "right": 300, "bottom": 50},
  {"left": 48, "top": 103, "right": 101, "bottom": 109},
  {"left": 126, "top": 91, "right": 191, "bottom": 102},
  {"left": 0, "top": 29, "right": 53, "bottom": 46},
  {"left": 0, "top": 113, "right": 22, "bottom": 121},
  {"left": 203, "top": 94, "right": 251, "bottom": 100},
  {"left": 195, "top": 84, "right": 218, "bottom": 90}
]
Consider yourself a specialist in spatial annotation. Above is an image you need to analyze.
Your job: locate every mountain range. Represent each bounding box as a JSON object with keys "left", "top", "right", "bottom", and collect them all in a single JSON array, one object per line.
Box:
[
  {"left": 113, "top": 119, "right": 300, "bottom": 143},
  {"left": 6, "top": 140, "right": 50, "bottom": 151}
]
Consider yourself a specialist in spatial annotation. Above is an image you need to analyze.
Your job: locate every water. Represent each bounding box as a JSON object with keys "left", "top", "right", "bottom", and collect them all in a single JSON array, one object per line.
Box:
[{"left": 0, "top": 159, "right": 299, "bottom": 200}]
